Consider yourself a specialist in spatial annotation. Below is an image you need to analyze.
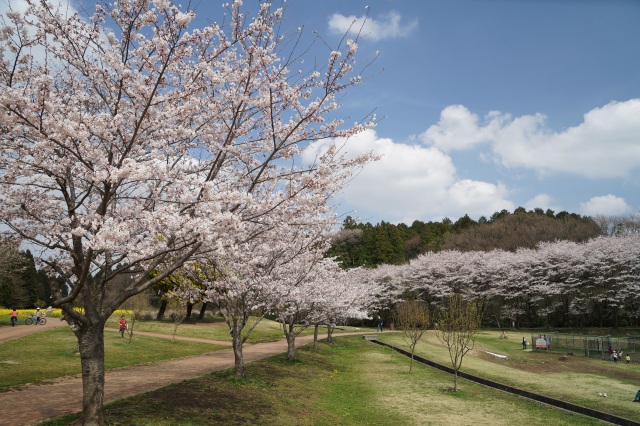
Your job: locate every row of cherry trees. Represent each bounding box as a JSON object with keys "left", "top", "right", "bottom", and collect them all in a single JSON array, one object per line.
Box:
[
  {"left": 0, "top": 1, "right": 380, "bottom": 424},
  {"left": 171, "top": 220, "right": 385, "bottom": 377},
  {"left": 384, "top": 235, "right": 640, "bottom": 328}
]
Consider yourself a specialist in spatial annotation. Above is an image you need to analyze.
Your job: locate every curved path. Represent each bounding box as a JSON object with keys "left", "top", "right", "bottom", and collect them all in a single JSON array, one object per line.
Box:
[{"left": 0, "top": 323, "right": 367, "bottom": 426}]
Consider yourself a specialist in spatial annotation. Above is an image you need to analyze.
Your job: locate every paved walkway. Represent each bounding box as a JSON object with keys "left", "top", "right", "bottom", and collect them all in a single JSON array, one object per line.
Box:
[{"left": 0, "top": 322, "right": 366, "bottom": 426}]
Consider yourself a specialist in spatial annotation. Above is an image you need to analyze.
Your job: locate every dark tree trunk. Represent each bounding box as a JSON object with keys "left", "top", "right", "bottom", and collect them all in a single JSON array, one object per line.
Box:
[
  {"left": 156, "top": 299, "right": 167, "bottom": 320},
  {"left": 198, "top": 302, "right": 207, "bottom": 320},
  {"left": 313, "top": 324, "right": 319, "bottom": 351},
  {"left": 76, "top": 321, "right": 106, "bottom": 425},
  {"left": 186, "top": 301, "right": 194, "bottom": 321}
]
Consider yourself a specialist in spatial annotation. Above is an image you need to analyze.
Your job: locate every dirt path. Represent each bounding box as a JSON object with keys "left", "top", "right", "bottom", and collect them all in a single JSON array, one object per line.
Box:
[
  {"left": 0, "top": 323, "right": 368, "bottom": 426},
  {"left": 0, "top": 319, "right": 67, "bottom": 343}
]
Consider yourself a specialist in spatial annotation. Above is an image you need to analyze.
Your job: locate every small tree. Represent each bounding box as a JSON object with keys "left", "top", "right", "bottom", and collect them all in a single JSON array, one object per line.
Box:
[
  {"left": 435, "top": 294, "right": 483, "bottom": 391},
  {"left": 124, "top": 291, "right": 150, "bottom": 343},
  {"left": 396, "top": 300, "right": 430, "bottom": 372},
  {"left": 167, "top": 298, "right": 188, "bottom": 340}
]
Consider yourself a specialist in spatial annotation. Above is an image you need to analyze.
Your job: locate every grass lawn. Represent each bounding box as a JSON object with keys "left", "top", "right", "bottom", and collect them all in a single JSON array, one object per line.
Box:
[
  {"left": 105, "top": 315, "right": 372, "bottom": 343},
  {"left": 378, "top": 330, "right": 640, "bottom": 422},
  {"left": 0, "top": 327, "right": 225, "bottom": 392},
  {"left": 40, "top": 337, "right": 605, "bottom": 426}
]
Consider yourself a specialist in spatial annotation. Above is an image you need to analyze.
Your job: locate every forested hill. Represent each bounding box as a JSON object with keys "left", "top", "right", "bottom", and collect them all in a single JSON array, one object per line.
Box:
[{"left": 327, "top": 208, "right": 602, "bottom": 268}]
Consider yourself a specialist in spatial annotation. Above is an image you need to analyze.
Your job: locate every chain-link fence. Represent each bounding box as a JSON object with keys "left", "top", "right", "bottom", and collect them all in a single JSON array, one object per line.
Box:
[{"left": 531, "top": 332, "right": 639, "bottom": 361}]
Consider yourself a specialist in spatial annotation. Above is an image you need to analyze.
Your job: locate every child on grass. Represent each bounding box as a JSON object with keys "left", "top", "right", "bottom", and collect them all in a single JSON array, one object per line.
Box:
[{"left": 118, "top": 315, "right": 127, "bottom": 338}]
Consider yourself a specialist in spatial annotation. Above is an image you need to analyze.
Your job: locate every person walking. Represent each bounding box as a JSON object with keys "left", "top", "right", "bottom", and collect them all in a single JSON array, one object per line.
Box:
[
  {"left": 376, "top": 316, "right": 383, "bottom": 333},
  {"left": 118, "top": 315, "right": 128, "bottom": 338},
  {"left": 10, "top": 308, "right": 18, "bottom": 326},
  {"left": 522, "top": 337, "right": 527, "bottom": 350}
]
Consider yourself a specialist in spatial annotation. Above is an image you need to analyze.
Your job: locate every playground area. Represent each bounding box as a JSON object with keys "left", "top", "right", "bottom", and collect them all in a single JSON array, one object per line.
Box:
[{"left": 531, "top": 332, "right": 640, "bottom": 361}]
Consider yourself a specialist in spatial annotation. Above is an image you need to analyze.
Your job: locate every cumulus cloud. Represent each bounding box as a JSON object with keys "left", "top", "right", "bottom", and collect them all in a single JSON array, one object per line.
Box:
[
  {"left": 420, "top": 106, "right": 505, "bottom": 151},
  {"left": 328, "top": 10, "right": 417, "bottom": 42},
  {"left": 524, "top": 194, "right": 559, "bottom": 213},
  {"left": 304, "top": 129, "right": 514, "bottom": 223},
  {"left": 580, "top": 195, "right": 630, "bottom": 216},
  {"left": 420, "top": 99, "right": 640, "bottom": 179}
]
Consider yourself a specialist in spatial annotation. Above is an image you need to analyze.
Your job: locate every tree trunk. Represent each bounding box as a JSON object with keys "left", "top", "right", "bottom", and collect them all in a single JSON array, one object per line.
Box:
[
  {"left": 327, "top": 323, "right": 334, "bottom": 343},
  {"left": 313, "top": 324, "right": 319, "bottom": 351},
  {"left": 198, "top": 302, "right": 207, "bottom": 320},
  {"left": 186, "top": 301, "right": 194, "bottom": 321},
  {"left": 156, "top": 299, "right": 167, "bottom": 320},
  {"left": 232, "top": 330, "right": 245, "bottom": 378},
  {"left": 286, "top": 326, "right": 296, "bottom": 360},
  {"left": 77, "top": 322, "right": 106, "bottom": 425}
]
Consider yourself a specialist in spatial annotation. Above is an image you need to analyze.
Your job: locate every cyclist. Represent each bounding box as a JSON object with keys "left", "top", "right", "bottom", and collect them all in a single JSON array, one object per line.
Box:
[
  {"left": 10, "top": 308, "right": 18, "bottom": 326},
  {"left": 35, "top": 307, "right": 42, "bottom": 325}
]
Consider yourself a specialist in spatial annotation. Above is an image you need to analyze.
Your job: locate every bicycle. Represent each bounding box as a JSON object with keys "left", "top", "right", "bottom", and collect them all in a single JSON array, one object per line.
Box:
[{"left": 25, "top": 313, "right": 47, "bottom": 325}]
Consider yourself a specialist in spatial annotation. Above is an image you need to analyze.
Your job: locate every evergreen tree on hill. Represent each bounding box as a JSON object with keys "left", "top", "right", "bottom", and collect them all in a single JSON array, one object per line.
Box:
[{"left": 328, "top": 209, "right": 602, "bottom": 268}]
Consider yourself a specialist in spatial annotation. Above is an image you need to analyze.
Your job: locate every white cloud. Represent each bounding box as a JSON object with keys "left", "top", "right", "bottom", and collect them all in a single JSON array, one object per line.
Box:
[
  {"left": 524, "top": 194, "right": 559, "bottom": 212},
  {"left": 305, "top": 129, "right": 514, "bottom": 223},
  {"left": 328, "top": 10, "right": 417, "bottom": 42},
  {"left": 420, "top": 99, "right": 640, "bottom": 179},
  {"left": 580, "top": 195, "right": 630, "bottom": 216},
  {"left": 1, "top": 0, "right": 83, "bottom": 66},
  {"left": 420, "top": 105, "right": 504, "bottom": 151}
]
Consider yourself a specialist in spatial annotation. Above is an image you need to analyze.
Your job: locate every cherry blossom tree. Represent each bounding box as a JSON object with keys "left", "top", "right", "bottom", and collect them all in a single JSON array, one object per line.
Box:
[
  {"left": 274, "top": 256, "right": 341, "bottom": 361},
  {"left": 198, "top": 221, "right": 332, "bottom": 376},
  {"left": 0, "top": 0, "right": 375, "bottom": 423},
  {"left": 399, "top": 235, "right": 640, "bottom": 329},
  {"left": 275, "top": 258, "right": 383, "bottom": 359}
]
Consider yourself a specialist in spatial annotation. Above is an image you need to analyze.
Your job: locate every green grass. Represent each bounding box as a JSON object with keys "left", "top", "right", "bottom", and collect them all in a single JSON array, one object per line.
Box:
[
  {"left": 0, "top": 327, "right": 226, "bottom": 392},
  {"left": 379, "top": 330, "right": 640, "bottom": 422},
  {"left": 105, "top": 315, "right": 372, "bottom": 343},
  {"left": 40, "top": 337, "right": 605, "bottom": 426}
]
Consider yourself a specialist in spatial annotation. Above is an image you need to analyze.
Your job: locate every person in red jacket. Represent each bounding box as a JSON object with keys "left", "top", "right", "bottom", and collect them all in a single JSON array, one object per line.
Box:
[
  {"left": 118, "top": 316, "right": 127, "bottom": 338},
  {"left": 10, "top": 309, "right": 18, "bottom": 326}
]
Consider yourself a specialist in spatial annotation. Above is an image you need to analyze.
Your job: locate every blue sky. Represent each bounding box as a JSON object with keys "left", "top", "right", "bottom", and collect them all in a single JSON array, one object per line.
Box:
[
  {"left": 284, "top": 0, "right": 640, "bottom": 224},
  {"left": 3, "top": 0, "right": 639, "bottom": 225}
]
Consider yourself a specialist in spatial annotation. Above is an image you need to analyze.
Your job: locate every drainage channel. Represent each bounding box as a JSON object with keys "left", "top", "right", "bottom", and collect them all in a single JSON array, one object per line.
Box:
[{"left": 369, "top": 339, "right": 639, "bottom": 426}]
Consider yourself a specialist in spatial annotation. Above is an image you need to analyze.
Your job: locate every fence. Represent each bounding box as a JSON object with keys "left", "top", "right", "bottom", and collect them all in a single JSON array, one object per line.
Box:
[{"left": 531, "top": 332, "right": 640, "bottom": 360}]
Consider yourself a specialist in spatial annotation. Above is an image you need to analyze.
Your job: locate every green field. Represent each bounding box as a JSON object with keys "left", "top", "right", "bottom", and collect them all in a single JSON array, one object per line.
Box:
[
  {"left": 104, "top": 315, "right": 371, "bottom": 343},
  {"left": 378, "top": 329, "right": 640, "bottom": 422},
  {"left": 0, "top": 327, "right": 225, "bottom": 391},
  {"left": 3, "top": 322, "right": 637, "bottom": 424},
  {"left": 40, "top": 337, "right": 607, "bottom": 426}
]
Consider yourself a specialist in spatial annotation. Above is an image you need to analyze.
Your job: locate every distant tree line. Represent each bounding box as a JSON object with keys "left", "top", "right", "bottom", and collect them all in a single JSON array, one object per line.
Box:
[
  {"left": 327, "top": 208, "right": 605, "bottom": 268},
  {"left": 0, "top": 238, "right": 52, "bottom": 309}
]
